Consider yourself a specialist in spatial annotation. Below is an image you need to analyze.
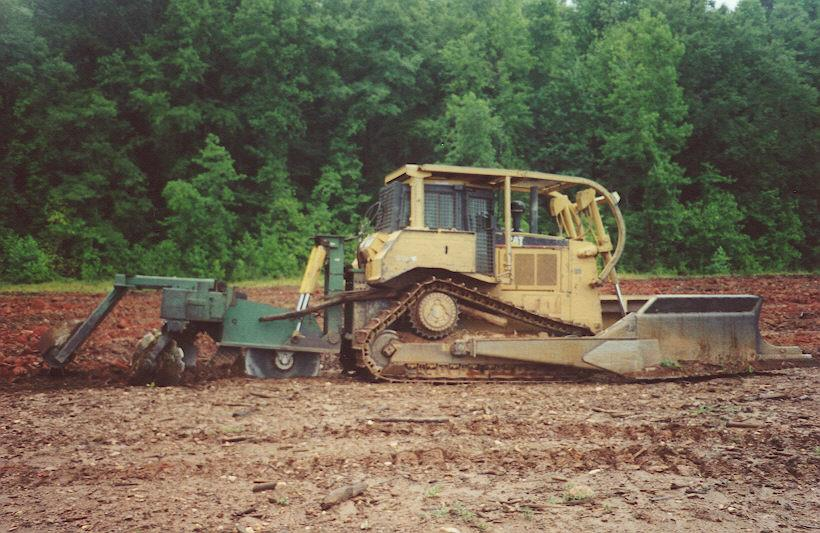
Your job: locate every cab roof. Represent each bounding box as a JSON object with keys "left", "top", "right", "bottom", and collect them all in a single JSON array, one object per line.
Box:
[{"left": 384, "top": 164, "right": 606, "bottom": 193}]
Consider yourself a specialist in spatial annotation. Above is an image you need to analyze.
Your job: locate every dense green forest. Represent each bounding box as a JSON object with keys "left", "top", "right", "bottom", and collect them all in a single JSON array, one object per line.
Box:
[{"left": 0, "top": 0, "right": 817, "bottom": 282}]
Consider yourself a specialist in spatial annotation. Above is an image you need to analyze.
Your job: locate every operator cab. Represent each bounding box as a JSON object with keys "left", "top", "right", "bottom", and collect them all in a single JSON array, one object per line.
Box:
[{"left": 373, "top": 179, "right": 496, "bottom": 274}]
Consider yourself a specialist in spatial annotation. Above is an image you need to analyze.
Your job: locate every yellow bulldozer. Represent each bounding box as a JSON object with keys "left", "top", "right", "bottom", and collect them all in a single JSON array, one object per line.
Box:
[
  {"left": 41, "top": 164, "right": 809, "bottom": 383},
  {"left": 261, "top": 164, "right": 808, "bottom": 382}
]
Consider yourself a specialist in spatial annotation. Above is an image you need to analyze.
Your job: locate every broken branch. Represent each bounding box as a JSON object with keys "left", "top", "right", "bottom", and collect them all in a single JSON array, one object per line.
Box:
[{"left": 321, "top": 482, "right": 367, "bottom": 510}]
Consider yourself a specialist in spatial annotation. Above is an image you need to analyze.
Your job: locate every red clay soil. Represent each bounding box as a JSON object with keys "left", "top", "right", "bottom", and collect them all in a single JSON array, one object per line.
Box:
[{"left": 0, "top": 276, "right": 818, "bottom": 532}]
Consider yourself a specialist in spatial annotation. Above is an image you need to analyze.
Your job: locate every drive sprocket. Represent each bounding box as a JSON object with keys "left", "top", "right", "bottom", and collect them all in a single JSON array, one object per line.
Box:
[{"left": 409, "top": 291, "right": 459, "bottom": 339}]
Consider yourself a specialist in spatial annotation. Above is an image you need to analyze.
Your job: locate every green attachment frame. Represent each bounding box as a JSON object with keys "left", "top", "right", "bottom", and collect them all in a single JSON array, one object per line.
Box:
[
  {"left": 318, "top": 235, "right": 346, "bottom": 337},
  {"left": 45, "top": 275, "right": 225, "bottom": 367},
  {"left": 221, "top": 299, "right": 326, "bottom": 352},
  {"left": 43, "top": 237, "right": 349, "bottom": 370}
]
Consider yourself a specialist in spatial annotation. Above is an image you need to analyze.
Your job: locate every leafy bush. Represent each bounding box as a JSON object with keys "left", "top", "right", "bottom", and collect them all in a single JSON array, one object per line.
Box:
[
  {"left": 0, "top": 0, "right": 814, "bottom": 281},
  {"left": 705, "top": 246, "right": 731, "bottom": 275},
  {"left": 0, "top": 234, "right": 55, "bottom": 283}
]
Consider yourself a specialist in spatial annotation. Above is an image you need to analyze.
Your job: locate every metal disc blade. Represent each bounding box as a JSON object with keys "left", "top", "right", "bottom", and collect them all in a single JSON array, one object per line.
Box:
[
  {"left": 244, "top": 348, "right": 275, "bottom": 378},
  {"left": 244, "top": 349, "right": 321, "bottom": 379}
]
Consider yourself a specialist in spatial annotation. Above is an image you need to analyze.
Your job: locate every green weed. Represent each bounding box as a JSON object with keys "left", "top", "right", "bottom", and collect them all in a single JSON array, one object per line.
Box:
[
  {"left": 430, "top": 501, "right": 488, "bottom": 530},
  {"left": 660, "top": 359, "right": 681, "bottom": 369},
  {"left": 562, "top": 483, "right": 595, "bottom": 503},
  {"left": 451, "top": 502, "right": 476, "bottom": 521},
  {"left": 425, "top": 484, "right": 442, "bottom": 498}
]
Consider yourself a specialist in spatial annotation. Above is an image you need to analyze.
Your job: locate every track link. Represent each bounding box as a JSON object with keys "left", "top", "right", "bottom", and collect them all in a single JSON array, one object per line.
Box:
[{"left": 352, "top": 277, "right": 594, "bottom": 382}]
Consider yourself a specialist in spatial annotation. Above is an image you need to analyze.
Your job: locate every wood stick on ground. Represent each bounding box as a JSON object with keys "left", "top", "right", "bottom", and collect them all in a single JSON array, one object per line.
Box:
[
  {"left": 251, "top": 482, "right": 278, "bottom": 493},
  {"left": 223, "top": 436, "right": 250, "bottom": 443},
  {"left": 591, "top": 407, "right": 630, "bottom": 417},
  {"left": 321, "top": 482, "right": 368, "bottom": 510},
  {"left": 727, "top": 420, "right": 764, "bottom": 429},
  {"left": 631, "top": 446, "right": 649, "bottom": 461},
  {"left": 369, "top": 417, "right": 450, "bottom": 424}
]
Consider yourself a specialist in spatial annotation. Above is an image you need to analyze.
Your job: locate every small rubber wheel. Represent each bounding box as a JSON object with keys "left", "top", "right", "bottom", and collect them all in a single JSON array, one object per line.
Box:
[{"left": 244, "top": 349, "right": 321, "bottom": 379}]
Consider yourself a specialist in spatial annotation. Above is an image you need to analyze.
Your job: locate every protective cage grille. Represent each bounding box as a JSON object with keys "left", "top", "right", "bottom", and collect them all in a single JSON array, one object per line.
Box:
[
  {"left": 375, "top": 181, "right": 410, "bottom": 232},
  {"left": 374, "top": 182, "right": 495, "bottom": 274}
]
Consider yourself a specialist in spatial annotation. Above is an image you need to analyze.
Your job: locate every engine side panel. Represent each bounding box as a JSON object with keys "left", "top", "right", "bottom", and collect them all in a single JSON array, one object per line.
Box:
[{"left": 365, "top": 229, "right": 477, "bottom": 284}]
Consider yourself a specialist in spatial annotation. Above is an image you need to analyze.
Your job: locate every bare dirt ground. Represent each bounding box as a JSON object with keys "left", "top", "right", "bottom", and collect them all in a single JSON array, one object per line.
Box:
[{"left": 1, "top": 275, "right": 818, "bottom": 532}]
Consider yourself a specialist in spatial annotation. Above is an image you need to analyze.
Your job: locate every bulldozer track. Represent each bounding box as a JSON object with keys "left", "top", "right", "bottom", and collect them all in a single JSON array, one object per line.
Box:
[{"left": 352, "top": 277, "right": 594, "bottom": 382}]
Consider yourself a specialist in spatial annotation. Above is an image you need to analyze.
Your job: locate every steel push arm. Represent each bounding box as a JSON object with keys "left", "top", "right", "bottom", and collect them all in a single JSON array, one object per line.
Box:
[{"left": 42, "top": 274, "right": 221, "bottom": 368}]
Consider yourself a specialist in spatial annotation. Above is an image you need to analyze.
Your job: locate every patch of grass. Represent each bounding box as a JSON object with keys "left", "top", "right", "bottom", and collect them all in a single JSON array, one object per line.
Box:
[
  {"left": 0, "top": 276, "right": 301, "bottom": 294},
  {"left": 690, "top": 405, "right": 713, "bottom": 416},
  {"left": 659, "top": 358, "right": 681, "bottom": 369},
  {"left": 814, "top": 446, "right": 820, "bottom": 457},
  {"left": 0, "top": 279, "right": 114, "bottom": 294},
  {"left": 220, "top": 425, "right": 243, "bottom": 434},
  {"left": 520, "top": 505, "right": 534, "bottom": 520},
  {"left": 430, "top": 501, "right": 488, "bottom": 530},
  {"left": 425, "top": 484, "right": 443, "bottom": 498},
  {"left": 272, "top": 496, "right": 289, "bottom": 506},
  {"left": 451, "top": 502, "right": 477, "bottom": 522},
  {"left": 561, "top": 483, "right": 595, "bottom": 503},
  {"left": 618, "top": 270, "right": 817, "bottom": 280}
]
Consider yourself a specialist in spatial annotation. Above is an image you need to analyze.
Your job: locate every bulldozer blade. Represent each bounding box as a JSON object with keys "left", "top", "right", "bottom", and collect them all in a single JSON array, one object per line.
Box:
[
  {"left": 585, "top": 294, "right": 810, "bottom": 378},
  {"left": 621, "top": 294, "right": 809, "bottom": 378},
  {"left": 385, "top": 294, "right": 809, "bottom": 381}
]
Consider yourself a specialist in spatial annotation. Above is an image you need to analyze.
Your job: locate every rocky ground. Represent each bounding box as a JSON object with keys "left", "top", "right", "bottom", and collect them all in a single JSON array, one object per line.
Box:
[{"left": 0, "top": 275, "right": 817, "bottom": 532}]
